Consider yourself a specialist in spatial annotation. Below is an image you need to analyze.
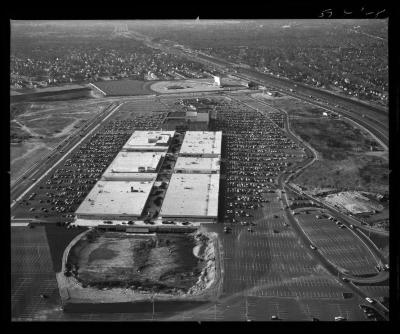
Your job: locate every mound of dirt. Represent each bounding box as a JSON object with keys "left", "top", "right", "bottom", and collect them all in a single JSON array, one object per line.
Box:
[
  {"left": 67, "top": 231, "right": 216, "bottom": 295},
  {"left": 186, "top": 231, "right": 217, "bottom": 295}
]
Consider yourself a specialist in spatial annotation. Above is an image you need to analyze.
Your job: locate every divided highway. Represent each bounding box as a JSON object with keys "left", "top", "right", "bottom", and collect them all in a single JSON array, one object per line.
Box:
[
  {"left": 129, "top": 31, "right": 388, "bottom": 148},
  {"left": 173, "top": 47, "right": 389, "bottom": 147},
  {"left": 10, "top": 102, "right": 122, "bottom": 210}
]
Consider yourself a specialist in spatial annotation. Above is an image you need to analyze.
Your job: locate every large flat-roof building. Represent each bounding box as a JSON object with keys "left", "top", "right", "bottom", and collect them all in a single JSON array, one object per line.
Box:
[
  {"left": 179, "top": 131, "right": 222, "bottom": 158},
  {"left": 101, "top": 151, "right": 163, "bottom": 181},
  {"left": 174, "top": 156, "right": 220, "bottom": 174},
  {"left": 122, "top": 130, "right": 175, "bottom": 152},
  {"left": 159, "top": 173, "right": 220, "bottom": 222},
  {"left": 75, "top": 180, "right": 154, "bottom": 220}
]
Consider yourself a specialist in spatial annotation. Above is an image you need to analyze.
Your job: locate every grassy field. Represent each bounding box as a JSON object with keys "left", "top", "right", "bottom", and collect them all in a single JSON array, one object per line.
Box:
[{"left": 291, "top": 118, "right": 388, "bottom": 194}]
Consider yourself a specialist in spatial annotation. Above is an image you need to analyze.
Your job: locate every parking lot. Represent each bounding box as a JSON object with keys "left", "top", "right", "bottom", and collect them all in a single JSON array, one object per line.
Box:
[
  {"left": 294, "top": 208, "right": 378, "bottom": 276},
  {"left": 11, "top": 99, "right": 170, "bottom": 221},
  {"left": 11, "top": 226, "right": 62, "bottom": 321}
]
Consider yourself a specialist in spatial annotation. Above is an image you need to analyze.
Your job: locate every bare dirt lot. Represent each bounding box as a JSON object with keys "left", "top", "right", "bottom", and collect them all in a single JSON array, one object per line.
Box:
[{"left": 67, "top": 231, "right": 207, "bottom": 293}]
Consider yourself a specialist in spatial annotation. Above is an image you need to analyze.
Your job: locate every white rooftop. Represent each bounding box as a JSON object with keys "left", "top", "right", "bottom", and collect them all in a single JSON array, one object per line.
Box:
[
  {"left": 122, "top": 130, "right": 175, "bottom": 151},
  {"left": 179, "top": 131, "right": 222, "bottom": 156},
  {"left": 160, "top": 174, "right": 219, "bottom": 218},
  {"left": 174, "top": 156, "right": 220, "bottom": 173},
  {"left": 102, "top": 152, "right": 164, "bottom": 180},
  {"left": 75, "top": 180, "right": 154, "bottom": 218}
]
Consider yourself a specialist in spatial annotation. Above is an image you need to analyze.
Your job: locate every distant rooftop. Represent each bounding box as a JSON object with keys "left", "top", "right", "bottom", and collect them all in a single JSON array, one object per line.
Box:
[
  {"left": 167, "top": 111, "right": 186, "bottom": 118},
  {"left": 179, "top": 131, "right": 222, "bottom": 157},
  {"left": 160, "top": 173, "right": 219, "bottom": 219},
  {"left": 174, "top": 156, "right": 220, "bottom": 174},
  {"left": 122, "top": 130, "right": 175, "bottom": 151},
  {"left": 75, "top": 180, "right": 154, "bottom": 218}
]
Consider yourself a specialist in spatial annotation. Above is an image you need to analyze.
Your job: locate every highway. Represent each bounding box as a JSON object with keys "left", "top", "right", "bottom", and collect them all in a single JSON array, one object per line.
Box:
[
  {"left": 10, "top": 102, "right": 122, "bottom": 210},
  {"left": 229, "top": 90, "right": 389, "bottom": 319},
  {"left": 173, "top": 46, "right": 389, "bottom": 147},
  {"left": 225, "top": 92, "right": 389, "bottom": 278},
  {"left": 126, "top": 31, "right": 389, "bottom": 154},
  {"left": 127, "top": 29, "right": 388, "bottom": 149},
  {"left": 227, "top": 92, "right": 388, "bottom": 265},
  {"left": 241, "top": 94, "right": 389, "bottom": 235},
  {"left": 278, "top": 150, "right": 389, "bottom": 319}
]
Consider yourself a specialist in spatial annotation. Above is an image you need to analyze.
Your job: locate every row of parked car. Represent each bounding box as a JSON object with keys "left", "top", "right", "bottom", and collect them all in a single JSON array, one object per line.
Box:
[
  {"left": 19, "top": 115, "right": 165, "bottom": 220},
  {"left": 214, "top": 101, "right": 303, "bottom": 224}
]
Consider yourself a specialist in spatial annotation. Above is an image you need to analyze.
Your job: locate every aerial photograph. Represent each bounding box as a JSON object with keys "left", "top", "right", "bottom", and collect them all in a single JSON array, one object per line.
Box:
[{"left": 10, "top": 19, "right": 389, "bottom": 321}]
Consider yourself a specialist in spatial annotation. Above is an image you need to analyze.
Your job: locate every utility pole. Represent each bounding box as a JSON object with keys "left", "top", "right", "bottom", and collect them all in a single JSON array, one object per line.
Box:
[{"left": 152, "top": 294, "right": 155, "bottom": 320}]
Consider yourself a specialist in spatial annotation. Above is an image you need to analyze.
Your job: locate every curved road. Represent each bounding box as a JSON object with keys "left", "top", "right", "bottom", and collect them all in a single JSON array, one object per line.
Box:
[{"left": 231, "top": 90, "right": 389, "bottom": 319}]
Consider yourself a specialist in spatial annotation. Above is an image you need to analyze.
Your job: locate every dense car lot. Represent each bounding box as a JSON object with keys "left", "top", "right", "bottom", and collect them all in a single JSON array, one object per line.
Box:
[
  {"left": 11, "top": 99, "right": 169, "bottom": 221},
  {"left": 211, "top": 97, "right": 304, "bottom": 223}
]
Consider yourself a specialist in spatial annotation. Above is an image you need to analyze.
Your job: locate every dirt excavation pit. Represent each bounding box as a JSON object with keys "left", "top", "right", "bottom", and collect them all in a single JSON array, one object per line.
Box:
[{"left": 65, "top": 230, "right": 217, "bottom": 297}]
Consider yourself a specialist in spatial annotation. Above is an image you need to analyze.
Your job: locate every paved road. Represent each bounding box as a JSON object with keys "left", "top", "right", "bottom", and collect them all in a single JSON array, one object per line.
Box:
[
  {"left": 126, "top": 29, "right": 389, "bottom": 150},
  {"left": 10, "top": 102, "right": 121, "bottom": 209},
  {"left": 164, "top": 44, "right": 389, "bottom": 146},
  {"left": 233, "top": 92, "right": 389, "bottom": 317}
]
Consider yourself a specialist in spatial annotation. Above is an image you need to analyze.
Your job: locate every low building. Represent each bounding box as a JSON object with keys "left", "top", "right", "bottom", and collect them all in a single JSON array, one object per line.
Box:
[
  {"left": 162, "top": 111, "right": 209, "bottom": 131},
  {"left": 122, "top": 130, "right": 175, "bottom": 152},
  {"left": 174, "top": 156, "right": 220, "bottom": 174},
  {"left": 75, "top": 180, "right": 154, "bottom": 220},
  {"left": 101, "top": 151, "right": 163, "bottom": 181},
  {"left": 179, "top": 131, "right": 222, "bottom": 158},
  {"left": 159, "top": 173, "right": 219, "bottom": 222}
]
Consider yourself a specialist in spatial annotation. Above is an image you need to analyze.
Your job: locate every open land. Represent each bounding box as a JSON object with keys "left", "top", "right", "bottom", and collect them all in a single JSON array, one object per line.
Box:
[
  {"left": 10, "top": 99, "right": 112, "bottom": 186},
  {"left": 290, "top": 118, "right": 388, "bottom": 195},
  {"left": 91, "top": 80, "right": 154, "bottom": 96}
]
